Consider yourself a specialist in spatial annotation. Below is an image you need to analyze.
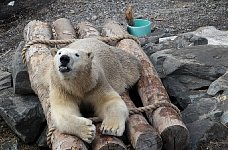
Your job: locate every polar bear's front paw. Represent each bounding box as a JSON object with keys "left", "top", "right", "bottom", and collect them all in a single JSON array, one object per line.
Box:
[
  {"left": 100, "top": 118, "right": 125, "bottom": 136},
  {"left": 78, "top": 118, "right": 96, "bottom": 143}
]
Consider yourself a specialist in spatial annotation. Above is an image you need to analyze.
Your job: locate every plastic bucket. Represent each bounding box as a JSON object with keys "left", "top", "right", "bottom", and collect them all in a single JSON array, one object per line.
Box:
[{"left": 127, "top": 19, "right": 152, "bottom": 37}]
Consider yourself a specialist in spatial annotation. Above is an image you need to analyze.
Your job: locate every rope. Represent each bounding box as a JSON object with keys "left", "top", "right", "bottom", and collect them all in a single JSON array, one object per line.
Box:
[
  {"left": 22, "top": 35, "right": 140, "bottom": 64},
  {"left": 22, "top": 39, "right": 77, "bottom": 63},
  {"left": 46, "top": 101, "right": 180, "bottom": 148}
]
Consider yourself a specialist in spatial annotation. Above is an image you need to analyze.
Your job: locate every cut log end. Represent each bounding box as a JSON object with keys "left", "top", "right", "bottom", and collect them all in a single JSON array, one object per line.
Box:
[
  {"left": 161, "top": 125, "right": 189, "bottom": 150},
  {"left": 92, "top": 141, "right": 126, "bottom": 150},
  {"left": 92, "top": 124, "right": 127, "bottom": 150},
  {"left": 52, "top": 130, "right": 88, "bottom": 150},
  {"left": 136, "top": 132, "right": 162, "bottom": 150},
  {"left": 127, "top": 114, "right": 163, "bottom": 150}
]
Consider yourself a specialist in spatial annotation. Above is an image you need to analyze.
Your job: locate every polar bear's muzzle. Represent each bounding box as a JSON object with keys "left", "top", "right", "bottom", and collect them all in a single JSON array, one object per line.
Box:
[{"left": 59, "top": 55, "right": 72, "bottom": 73}]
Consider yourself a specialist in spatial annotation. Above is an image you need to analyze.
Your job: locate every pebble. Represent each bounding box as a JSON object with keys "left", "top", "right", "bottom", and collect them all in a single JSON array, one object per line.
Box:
[
  {"left": 69, "top": 10, "right": 75, "bottom": 14},
  {"left": 91, "top": 15, "right": 98, "bottom": 21}
]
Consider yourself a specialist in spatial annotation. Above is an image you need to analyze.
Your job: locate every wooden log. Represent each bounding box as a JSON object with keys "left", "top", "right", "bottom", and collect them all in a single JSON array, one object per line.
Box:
[
  {"left": 92, "top": 124, "right": 126, "bottom": 150},
  {"left": 102, "top": 20, "right": 189, "bottom": 150},
  {"left": 77, "top": 21, "right": 100, "bottom": 38},
  {"left": 23, "top": 20, "right": 87, "bottom": 150},
  {"left": 52, "top": 18, "right": 76, "bottom": 48},
  {"left": 76, "top": 21, "right": 126, "bottom": 150},
  {"left": 122, "top": 92, "right": 162, "bottom": 150}
]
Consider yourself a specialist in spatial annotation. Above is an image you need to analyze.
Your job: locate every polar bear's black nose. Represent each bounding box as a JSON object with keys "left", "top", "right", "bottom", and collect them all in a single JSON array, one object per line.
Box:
[{"left": 60, "top": 55, "right": 70, "bottom": 65}]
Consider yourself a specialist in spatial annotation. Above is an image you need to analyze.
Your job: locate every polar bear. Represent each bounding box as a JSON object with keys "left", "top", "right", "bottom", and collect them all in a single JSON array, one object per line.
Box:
[{"left": 47, "top": 38, "right": 141, "bottom": 143}]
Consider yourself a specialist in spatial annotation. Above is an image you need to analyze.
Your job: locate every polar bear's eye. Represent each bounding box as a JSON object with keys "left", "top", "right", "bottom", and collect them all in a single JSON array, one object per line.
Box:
[
  {"left": 75, "top": 53, "right": 80, "bottom": 57},
  {"left": 58, "top": 52, "right": 61, "bottom": 55}
]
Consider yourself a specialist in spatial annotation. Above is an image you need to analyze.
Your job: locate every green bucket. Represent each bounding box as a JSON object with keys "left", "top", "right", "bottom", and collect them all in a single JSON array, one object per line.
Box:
[{"left": 127, "top": 19, "right": 152, "bottom": 37}]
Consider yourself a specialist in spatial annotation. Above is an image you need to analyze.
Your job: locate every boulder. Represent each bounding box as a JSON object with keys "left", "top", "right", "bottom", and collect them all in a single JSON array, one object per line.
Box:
[
  {"left": 163, "top": 77, "right": 210, "bottom": 109},
  {"left": 192, "top": 26, "right": 228, "bottom": 45},
  {"left": 181, "top": 97, "right": 223, "bottom": 124},
  {"left": 173, "top": 33, "right": 208, "bottom": 49},
  {"left": 207, "top": 71, "right": 228, "bottom": 96},
  {"left": 12, "top": 41, "right": 34, "bottom": 94},
  {"left": 36, "top": 126, "right": 48, "bottom": 148},
  {"left": 182, "top": 96, "right": 228, "bottom": 149},
  {"left": 186, "top": 119, "right": 228, "bottom": 150},
  {"left": 151, "top": 45, "right": 228, "bottom": 80},
  {"left": 221, "top": 111, "right": 228, "bottom": 127},
  {"left": 151, "top": 45, "right": 228, "bottom": 110},
  {"left": 0, "top": 88, "right": 45, "bottom": 143}
]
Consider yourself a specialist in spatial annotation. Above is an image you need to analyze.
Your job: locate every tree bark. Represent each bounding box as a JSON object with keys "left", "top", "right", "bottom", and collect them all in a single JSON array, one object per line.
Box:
[
  {"left": 24, "top": 20, "right": 87, "bottom": 150},
  {"left": 102, "top": 20, "right": 189, "bottom": 150}
]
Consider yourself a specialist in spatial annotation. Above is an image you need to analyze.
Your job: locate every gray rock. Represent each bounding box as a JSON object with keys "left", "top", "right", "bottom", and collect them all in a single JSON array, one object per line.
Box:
[
  {"left": 192, "top": 26, "right": 228, "bottom": 46},
  {"left": 152, "top": 27, "right": 176, "bottom": 38},
  {"left": 174, "top": 33, "right": 208, "bottom": 49},
  {"left": 1, "top": 139, "right": 19, "bottom": 150},
  {"left": 0, "top": 88, "right": 45, "bottom": 143},
  {"left": 143, "top": 43, "right": 166, "bottom": 56},
  {"left": 151, "top": 45, "right": 228, "bottom": 109},
  {"left": 12, "top": 41, "right": 34, "bottom": 94},
  {"left": 139, "top": 36, "right": 159, "bottom": 46},
  {"left": 162, "top": 77, "right": 190, "bottom": 109},
  {"left": 175, "top": 75, "right": 211, "bottom": 91},
  {"left": 186, "top": 119, "right": 214, "bottom": 150},
  {"left": 207, "top": 71, "right": 228, "bottom": 96},
  {"left": 186, "top": 119, "right": 228, "bottom": 150},
  {"left": 36, "top": 126, "right": 48, "bottom": 148},
  {"left": 0, "top": 70, "right": 12, "bottom": 91},
  {"left": 151, "top": 45, "right": 228, "bottom": 80},
  {"left": 182, "top": 98, "right": 222, "bottom": 124},
  {"left": 163, "top": 77, "right": 210, "bottom": 109},
  {"left": 221, "top": 111, "right": 228, "bottom": 127}
]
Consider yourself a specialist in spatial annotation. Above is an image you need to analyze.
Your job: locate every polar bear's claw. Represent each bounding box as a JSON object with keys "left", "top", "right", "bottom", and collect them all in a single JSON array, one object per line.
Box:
[
  {"left": 78, "top": 118, "right": 96, "bottom": 143},
  {"left": 100, "top": 118, "right": 125, "bottom": 136}
]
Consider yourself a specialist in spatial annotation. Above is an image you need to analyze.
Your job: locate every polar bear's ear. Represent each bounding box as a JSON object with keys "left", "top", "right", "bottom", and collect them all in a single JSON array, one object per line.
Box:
[
  {"left": 50, "top": 48, "right": 58, "bottom": 57},
  {"left": 87, "top": 52, "right": 94, "bottom": 59}
]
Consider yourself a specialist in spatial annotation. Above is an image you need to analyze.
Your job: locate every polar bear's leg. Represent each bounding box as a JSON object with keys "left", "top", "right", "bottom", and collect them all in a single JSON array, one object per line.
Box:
[
  {"left": 94, "top": 91, "right": 129, "bottom": 136},
  {"left": 50, "top": 91, "right": 96, "bottom": 143}
]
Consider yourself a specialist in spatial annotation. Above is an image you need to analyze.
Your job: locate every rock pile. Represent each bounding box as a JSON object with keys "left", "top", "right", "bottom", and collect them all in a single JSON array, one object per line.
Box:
[{"left": 147, "top": 26, "right": 228, "bottom": 149}]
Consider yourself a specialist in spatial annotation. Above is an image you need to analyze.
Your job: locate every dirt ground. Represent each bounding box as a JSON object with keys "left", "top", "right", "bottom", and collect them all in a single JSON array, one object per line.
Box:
[{"left": 0, "top": 0, "right": 228, "bottom": 149}]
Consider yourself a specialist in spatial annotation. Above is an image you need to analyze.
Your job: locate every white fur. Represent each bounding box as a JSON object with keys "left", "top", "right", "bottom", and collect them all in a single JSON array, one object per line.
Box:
[{"left": 47, "top": 38, "right": 141, "bottom": 143}]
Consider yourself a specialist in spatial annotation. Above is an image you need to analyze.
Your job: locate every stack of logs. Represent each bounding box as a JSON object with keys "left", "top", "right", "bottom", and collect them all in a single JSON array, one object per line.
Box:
[{"left": 23, "top": 18, "right": 189, "bottom": 150}]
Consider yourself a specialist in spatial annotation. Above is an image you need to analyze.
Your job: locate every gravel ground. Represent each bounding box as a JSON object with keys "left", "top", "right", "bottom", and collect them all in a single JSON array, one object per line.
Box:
[{"left": 0, "top": 0, "right": 228, "bottom": 149}]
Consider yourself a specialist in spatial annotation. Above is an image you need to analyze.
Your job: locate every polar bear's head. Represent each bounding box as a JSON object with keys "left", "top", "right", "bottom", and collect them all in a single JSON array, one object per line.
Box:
[{"left": 52, "top": 48, "right": 94, "bottom": 79}]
